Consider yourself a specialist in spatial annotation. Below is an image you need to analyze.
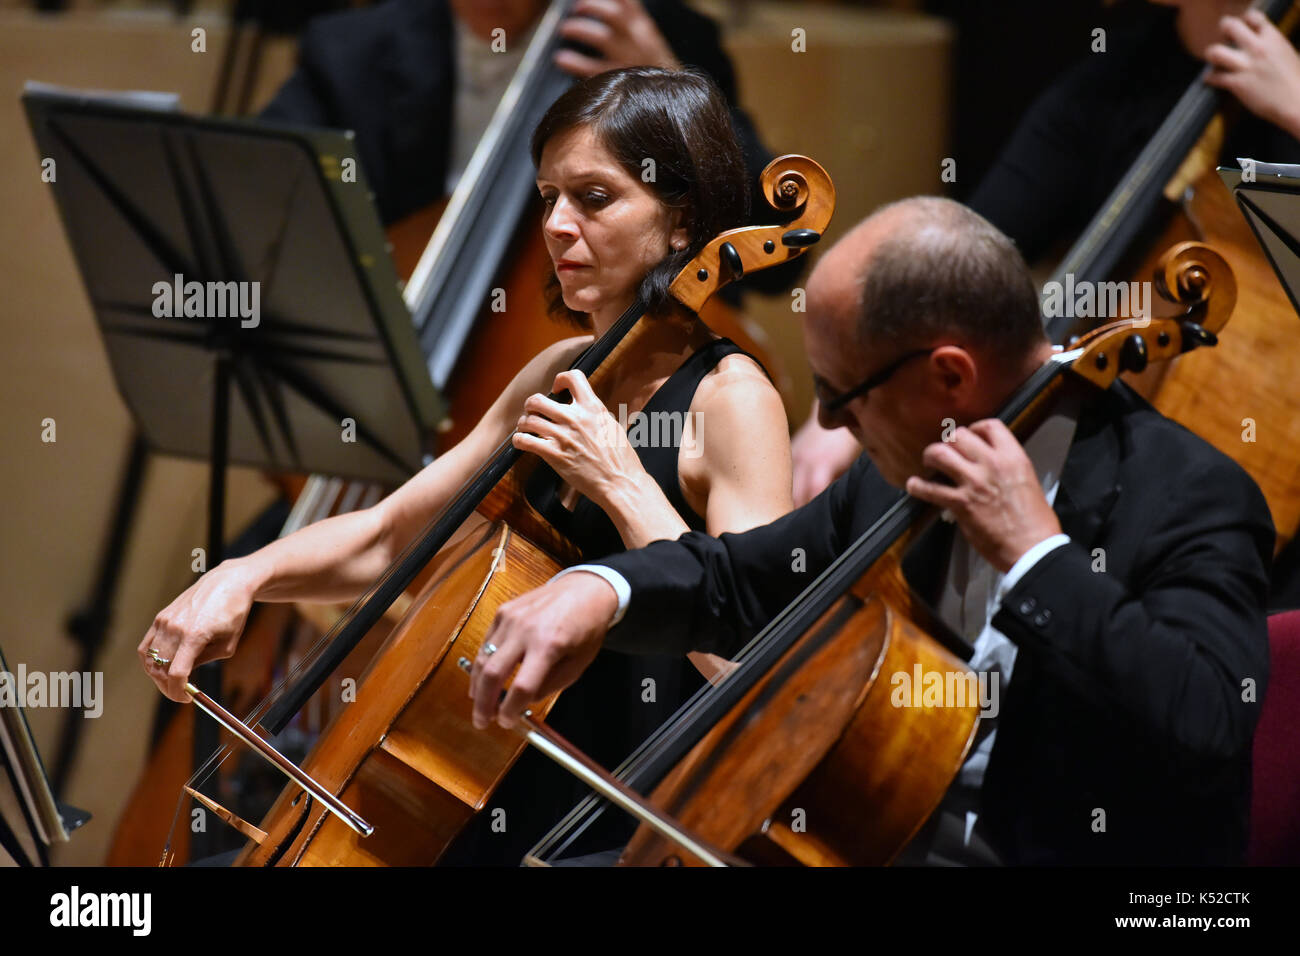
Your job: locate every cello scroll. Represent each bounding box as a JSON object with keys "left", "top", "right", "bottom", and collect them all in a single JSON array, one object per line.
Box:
[
  {"left": 1071, "top": 240, "right": 1235, "bottom": 390},
  {"left": 669, "top": 155, "right": 835, "bottom": 311}
]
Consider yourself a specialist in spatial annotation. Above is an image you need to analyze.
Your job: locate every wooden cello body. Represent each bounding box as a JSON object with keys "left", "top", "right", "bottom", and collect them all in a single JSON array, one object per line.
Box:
[
  {"left": 625, "top": 580, "right": 980, "bottom": 866},
  {"left": 237, "top": 516, "right": 560, "bottom": 865}
]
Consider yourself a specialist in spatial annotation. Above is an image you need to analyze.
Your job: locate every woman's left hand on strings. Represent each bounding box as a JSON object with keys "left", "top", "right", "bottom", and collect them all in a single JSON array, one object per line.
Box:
[{"left": 513, "top": 369, "right": 644, "bottom": 509}]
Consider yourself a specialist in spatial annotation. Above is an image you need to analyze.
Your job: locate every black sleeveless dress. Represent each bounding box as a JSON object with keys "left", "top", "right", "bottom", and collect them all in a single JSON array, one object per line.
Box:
[{"left": 440, "top": 337, "right": 756, "bottom": 865}]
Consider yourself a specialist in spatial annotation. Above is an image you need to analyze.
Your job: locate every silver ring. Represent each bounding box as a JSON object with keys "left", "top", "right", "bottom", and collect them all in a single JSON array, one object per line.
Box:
[
  {"left": 149, "top": 648, "right": 171, "bottom": 667},
  {"left": 482, "top": 643, "right": 498, "bottom": 657}
]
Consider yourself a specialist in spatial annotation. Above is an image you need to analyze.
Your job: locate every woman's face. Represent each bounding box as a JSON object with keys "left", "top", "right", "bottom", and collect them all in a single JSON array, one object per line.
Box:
[{"left": 536, "top": 125, "right": 688, "bottom": 325}]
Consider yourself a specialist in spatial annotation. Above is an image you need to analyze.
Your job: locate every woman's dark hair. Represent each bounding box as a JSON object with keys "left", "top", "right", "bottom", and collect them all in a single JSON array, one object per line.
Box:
[{"left": 530, "top": 67, "right": 750, "bottom": 327}]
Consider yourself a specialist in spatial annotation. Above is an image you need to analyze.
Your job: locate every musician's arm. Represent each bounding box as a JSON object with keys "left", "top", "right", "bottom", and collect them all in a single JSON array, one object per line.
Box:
[
  {"left": 695, "top": 368, "right": 795, "bottom": 536},
  {"left": 595, "top": 367, "right": 793, "bottom": 549},
  {"left": 233, "top": 338, "right": 589, "bottom": 605},
  {"left": 993, "top": 457, "right": 1273, "bottom": 763},
  {"left": 471, "top": 458, "right": 883, "bottom": 727},
  {"left": 594, "top": 457, "right": 867, "bottom": 658}
]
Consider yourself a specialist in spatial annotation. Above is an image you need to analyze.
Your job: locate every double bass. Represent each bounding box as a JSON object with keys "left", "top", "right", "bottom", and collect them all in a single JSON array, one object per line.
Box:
[{"left": 156, "top": 155, "right": 835, "bottom": 866}]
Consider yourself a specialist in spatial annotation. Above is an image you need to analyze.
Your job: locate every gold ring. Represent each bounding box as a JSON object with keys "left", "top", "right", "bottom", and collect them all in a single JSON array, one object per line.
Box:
[{"left": 149, "top": 648, "right": 171, "bottom": 667}]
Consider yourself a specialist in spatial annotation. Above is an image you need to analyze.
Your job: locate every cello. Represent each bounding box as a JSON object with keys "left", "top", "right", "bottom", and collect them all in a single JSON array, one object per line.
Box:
[
  {"left": 153, "top": 154, "right": 834, "bottom": 866},
  {"left": 524, "top": 241, "right": 1238, "bottom": 866}
]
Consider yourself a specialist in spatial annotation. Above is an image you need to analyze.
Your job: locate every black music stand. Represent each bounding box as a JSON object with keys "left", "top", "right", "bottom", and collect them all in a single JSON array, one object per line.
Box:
[
  {"left": 23, "top": 84, "right": 443, "bottom": 857},
  {"left": 1219, "top": 160, "right": 1300, "bottom": 320},
  {"left": 1221, "top": 160, "right": 1300, "bottom": 612}
]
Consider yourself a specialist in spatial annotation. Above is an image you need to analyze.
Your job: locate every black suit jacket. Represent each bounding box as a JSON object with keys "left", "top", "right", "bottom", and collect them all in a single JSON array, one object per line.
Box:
[
  {"left": 261, "top": 0, "right": 784, "bottom": 245},
  {"left": 597, "top": 382, "right": 1275, "bottom": 864}
]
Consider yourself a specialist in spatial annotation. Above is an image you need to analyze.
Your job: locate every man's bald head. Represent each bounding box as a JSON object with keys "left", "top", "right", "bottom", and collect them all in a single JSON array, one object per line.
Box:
[
  {"left": 802, "top": 198, "right": 1054, "bottom": 487},
  {"left": 809, "top": 197, "right": 1046, "bottom": 372}
]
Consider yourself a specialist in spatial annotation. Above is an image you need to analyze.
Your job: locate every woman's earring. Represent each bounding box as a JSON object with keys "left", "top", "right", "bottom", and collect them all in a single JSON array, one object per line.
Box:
[{"left": 672, "top": 240, "right": 686, "bottom": 251}]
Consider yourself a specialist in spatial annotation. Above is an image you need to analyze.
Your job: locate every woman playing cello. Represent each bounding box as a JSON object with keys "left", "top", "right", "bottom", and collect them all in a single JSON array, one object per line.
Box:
[{"left": 138, "top": 67, "right": 794, "bottom": 864}]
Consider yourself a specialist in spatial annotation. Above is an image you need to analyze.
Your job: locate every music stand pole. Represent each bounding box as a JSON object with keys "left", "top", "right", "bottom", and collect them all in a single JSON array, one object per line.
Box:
[{"left": 190, "top": 349, "right": 232, "bottom": 860}]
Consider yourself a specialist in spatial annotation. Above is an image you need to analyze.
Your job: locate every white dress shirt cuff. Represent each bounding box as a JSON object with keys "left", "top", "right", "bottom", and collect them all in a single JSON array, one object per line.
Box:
[
  {"left": 997, "top": 534, "right": 1071, "bottom": 603},
  {"left": 551, "top": 564, "right": 631, "bottom": 628}
]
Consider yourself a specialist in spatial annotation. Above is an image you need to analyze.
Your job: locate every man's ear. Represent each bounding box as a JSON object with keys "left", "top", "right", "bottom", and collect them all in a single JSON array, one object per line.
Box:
[{"left": 929, "top": 345, "right": 978, "bottom": 396}]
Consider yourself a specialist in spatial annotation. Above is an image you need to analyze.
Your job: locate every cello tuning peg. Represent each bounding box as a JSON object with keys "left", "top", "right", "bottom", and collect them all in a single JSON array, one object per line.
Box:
[
  {"left": 1178, "top": 321, "right": 1218, "bottom": 352},
  {"left": 781, "top": 229, "right": 820, "bottom": 248},
  {"left": 719, "top": 241, "right": 744, "bottom": 279},
  {"left": 1119, "top": 333, "right": 1149, "bottom": 373}
]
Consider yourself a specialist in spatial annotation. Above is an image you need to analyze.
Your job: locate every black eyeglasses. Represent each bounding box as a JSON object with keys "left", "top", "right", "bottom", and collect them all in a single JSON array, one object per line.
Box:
[{"left": 817, "top": 348, "right": 934, "bottom": 413}]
